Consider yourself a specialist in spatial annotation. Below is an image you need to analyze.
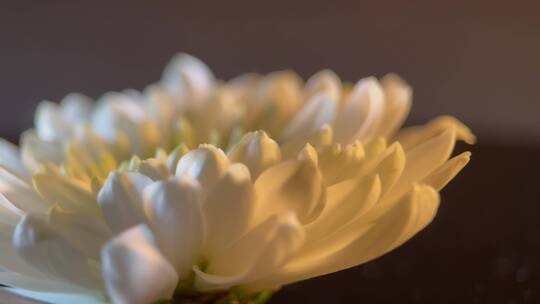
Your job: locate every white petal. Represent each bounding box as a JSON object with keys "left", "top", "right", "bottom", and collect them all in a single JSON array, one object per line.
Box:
[
  {"left": 49, "top": 205, "right": 112, "bottom": 260},
  {"left": 101, "top": 224, "right": 178, "bottom": 304},
  {"left": 98, "top": 171, "right": 153, "bottom": 234},
  {"left": 20, "top": 130, "right": 63, "bottom": 172},
  {"left": 280, "top": 124, "right": 333, "bottom": 159},
  {"left": 6, "top": 287, "right": 102, "bottom": 304},
  {"left": 0, "top": 139, "right": 30, "bottom": 182},
  {"left": 204, "top": 164, "right": 255, "bottom": 258},
  {"left": 165, "top": 144, "right": 189, "bottom": 174},
  {"left": 254, "top": 159, "right": 324, "bottom": 224},
  {"left": 280, "top": 93, "right": 336, "bottom": 144},
  {"left": 0, "top": 273, "right": 93, "bottom": 294},
  {"left": 176, "top": 145, "right": 229, "bottom": 190},
  {"left": 13, "top": 215, "right": 102, "bottom": 291},
  {"left": 35, "top": 101, "right": 71, "bottom": 141},
  {"left": 143, "top": 176, "right": 205, "bottom": 279},
  {"left": 228, "top": 131, "right": 281, "bottom": 179},
  {"left": 59, "top": 93, "right": 92, "bottom": 124},
  {"left": 0, "top": 194, "right": 23, "bottom": 225},
  {"left": 244, "top": 71, "right": 303, "bottom": 135},
  {"left": 162, "top": 53, "right": 215, "bottom": 106},
  {"left": 304, "top": 69, "right": 341, "bottom": 102},
  {"left": 0, "top": 222, "right": 45, "bottom": 279},
  {"left": 333, "top": 77, "right": 384, "bottom": 143},
  {"left": 143, "top": 85, "right": 178, "bottom": 149},
  {"left": 91, "top": 93, "right": 159, "bottom": 158},
  {"left": 376, "top": 74, "right": 412, "bottom": 138},
  {"left": 194, "top": 212, "right": 305, "bottom": 291},
  {"left": 228, "top": 73, "right": 260, "bottom": 104},
  {"left": 0, "top": 166, "right": 48, "bottom": 214},
  {"left": 201, "top": 85, "right": 245, "bottom": 133}
]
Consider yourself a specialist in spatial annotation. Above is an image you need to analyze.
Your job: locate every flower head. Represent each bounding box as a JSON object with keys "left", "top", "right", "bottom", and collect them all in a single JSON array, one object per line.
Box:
[{"left": 0, "top": 54, "right": 475, "bottom": 303}]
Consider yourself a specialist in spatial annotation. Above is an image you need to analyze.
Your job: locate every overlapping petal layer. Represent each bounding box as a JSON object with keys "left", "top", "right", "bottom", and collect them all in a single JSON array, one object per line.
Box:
[{"left": 0, "top": 53, "right": 475, "bottom": 304}]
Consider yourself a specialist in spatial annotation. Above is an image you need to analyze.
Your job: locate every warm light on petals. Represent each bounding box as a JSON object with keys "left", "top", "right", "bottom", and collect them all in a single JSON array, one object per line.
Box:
[{"left": 0, "top": 53, "right": 474, "bottom": 304}]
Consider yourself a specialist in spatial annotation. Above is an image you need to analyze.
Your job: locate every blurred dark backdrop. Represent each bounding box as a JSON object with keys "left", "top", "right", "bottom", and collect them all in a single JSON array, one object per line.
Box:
[{"left": 0, "top": 1, "right": 539, "bottom": 303}]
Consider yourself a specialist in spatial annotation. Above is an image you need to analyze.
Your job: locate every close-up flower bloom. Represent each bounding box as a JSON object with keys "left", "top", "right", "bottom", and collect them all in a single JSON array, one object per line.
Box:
[{"left": 0, "top": 54, "right": 475, "bottom": 304}]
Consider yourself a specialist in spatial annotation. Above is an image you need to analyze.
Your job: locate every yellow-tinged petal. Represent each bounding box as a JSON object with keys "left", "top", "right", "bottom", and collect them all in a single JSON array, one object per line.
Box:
[
  {"left": 246, "top": 184, "right": 438, "bottom": 292},
  {"left": 394, "top": 115, "right": 476, "bottom": 150},
  {"left": 137, "top": 158, "right": 169, "bottom": 181},
  {"left": 194, "top": 212, "right": 305, "bottom": 291},
  {"left": 304, "top": 174, "right": 381, "bottom": 244},
  {"left": 254, "top": 158, "right": 324, "bottom": 224},
  {"left": 228, "top": 131, "right": 281, "bottom": 179},
  {"left": 422, "top": 151, "right": 471, "bottom": 191},
  {"left": 33, "top": 170, "right": 98, "bottom": 216}
]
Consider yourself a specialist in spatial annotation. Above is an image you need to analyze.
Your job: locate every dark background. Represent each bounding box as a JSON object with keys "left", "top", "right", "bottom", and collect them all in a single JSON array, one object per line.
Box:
[{"left": 0, "top": 1, "right": 539, "bottom": 303}]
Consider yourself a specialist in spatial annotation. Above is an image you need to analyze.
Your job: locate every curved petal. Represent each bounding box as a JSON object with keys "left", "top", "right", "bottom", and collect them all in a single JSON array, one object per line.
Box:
[
  {"left": 176, "top": 145, "right": 229, "bottom": 190},
  {"left": 0, "top": 166, "right": 48, "bottom": 215},
  {"left": 247, "top": 184, "right": 438, "bottom": 291},
  {"left": 394, "top": 115, "right": 476, "bottom": 150},
  {"left": 333, "top": 77, "right": 384, "bottom": 143},
  {"left": 0, "top": 139, "right": 30, "bottom": 182},
  {"left": 376, "top": 74, "right": 412, "bottom": 138},
  {"left": 304, "top": 174, "right": 381, "bottom": 244},
  {"left": 304, "top": 69, "right": 341, "bottom": 102},
  {"left": 98, "top": 171, "right": 153, "bottom": 234},
  {"left": 423, "top": 151, "right": 471, "bottom": 191},
  {"left": 33, "top": 170, "right": 99, "bottom": 216},
  {"left": 143, "top": 176, "right": 205, "bottom": 279},
  {"left": 0, "top": 273, "right": 94, "bottom": 295},
  {"left": 137, "top": 158, "right": 169, "bottom": 181},
  {"left": 20, "top": 130, "right": 63, "bottom": 172},
  {"left": 228, "top": 131, "right": 281, "bottom": 179},
  {"left": 162, "top": 53, "right": 215, "bottom": 107},
  {"left": 49, "top": 205, "right": 112, "bottom": 260},
  {"left": 101, "top": 224, "right": 178, "bottom": 304},
  {"left": 12, "top": 215, "right": 103, "bottom": 291},
  {"left": 384, "top": 127, "right": 457, "bottom": 205},
  {"left": 280, "top": 93, "right": 336, "bottom": 145},
  {"left": 0, "top": 222, "right": 45, "bottom": 279},
  {"left": 6, "top": 287, "right": 101, "bottom": 304},
  {"left": 59, "top": 93, "right": 92, "bottom": 124},
  {"left": 317, "top": 141, "right": 365, "bottom": 186},
  {"left": 194, "top": 212, "right": 305, "bottom": 291},
  {"left": 35, "top": 101, "right": 71, "bottom": 141},
  {"left": 254, "top": 159, "right": 324, "bottom": 224},
  {"left": 204, "top": 164, "right": 255, "bottom": 258}
]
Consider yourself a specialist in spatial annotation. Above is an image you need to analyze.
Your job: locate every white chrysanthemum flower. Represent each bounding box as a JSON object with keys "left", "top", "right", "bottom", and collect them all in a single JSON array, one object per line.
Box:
[{"left": 0, "top": 54, "right": 475, "bottom": 304}]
